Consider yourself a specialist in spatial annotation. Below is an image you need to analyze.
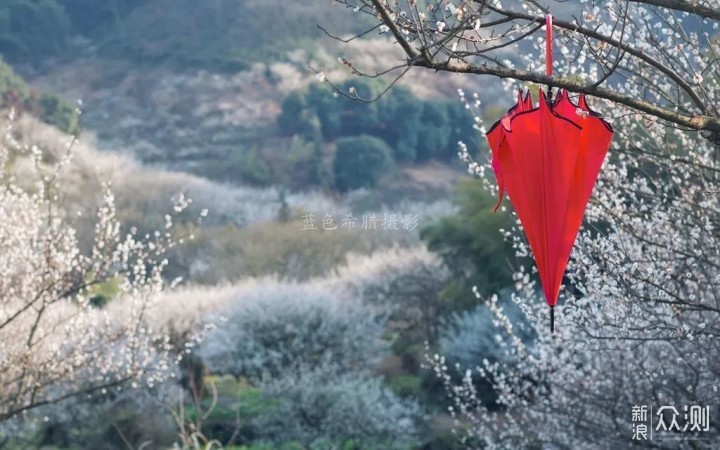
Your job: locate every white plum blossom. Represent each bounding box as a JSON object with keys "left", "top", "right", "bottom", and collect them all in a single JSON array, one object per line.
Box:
[
  {"left": 0, "top": 114, "right": 200, "bottom": 423},
  {"left": 329, "top": 0, "right": 720, "bottom": 447}
]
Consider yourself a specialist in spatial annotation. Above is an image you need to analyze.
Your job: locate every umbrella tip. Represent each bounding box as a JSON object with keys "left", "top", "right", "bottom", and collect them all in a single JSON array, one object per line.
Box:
[{"left": 550, "top": 306, "right": 555, "bottom": 334}]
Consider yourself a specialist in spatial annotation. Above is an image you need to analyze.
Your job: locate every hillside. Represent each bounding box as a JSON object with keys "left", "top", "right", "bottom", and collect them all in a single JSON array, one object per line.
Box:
[
  {"left": 0, "top": 2, "right": 532, "bottom": 449},
  {"left": 0, "top": 58, "right": 77, "bottom": 132},
  {"left": 8, "top": 115, "right": 457, "bottom": 279},
  {"left": 20, "top": 0, "right": 497, "bottom": 189}
]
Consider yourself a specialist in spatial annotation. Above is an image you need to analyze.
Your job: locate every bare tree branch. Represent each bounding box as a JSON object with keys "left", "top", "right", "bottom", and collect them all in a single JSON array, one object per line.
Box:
[
  {"left": 628, "top": 0, "right": 720, "bottom": 21},
  {"left": 481, "top": 2, "right": 709, "bottom": 114},
  {"left": 413, "top": 57, "right": 720, "bottom": 133},
  {"left": 369, "top": 0, "right": 418, "bottom": 59}
]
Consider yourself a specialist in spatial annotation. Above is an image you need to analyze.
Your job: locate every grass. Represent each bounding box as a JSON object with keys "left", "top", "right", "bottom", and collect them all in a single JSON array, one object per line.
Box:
[
  {"left": 387, "top": 374, "right": 423, "bottom": 398},
  {"left": 177, "top": 217, "right": 416, "bottom": 283},
  {"left": 184, "top": 383, "right": 274, "bottom": 424}
]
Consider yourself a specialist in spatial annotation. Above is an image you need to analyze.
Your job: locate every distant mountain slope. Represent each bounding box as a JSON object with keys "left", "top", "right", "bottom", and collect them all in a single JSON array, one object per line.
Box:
[
  {"left": 95, "top": 0, "right": 375, "bottom": 71},
  {"left": 20, "top": 0, "right": 497, "bottom": 194},
  {"left": 27, "top": 10, "right": 490, "bottom": 180}
]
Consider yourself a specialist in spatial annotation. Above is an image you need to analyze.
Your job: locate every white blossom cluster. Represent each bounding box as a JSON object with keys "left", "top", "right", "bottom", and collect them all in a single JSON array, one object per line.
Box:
[
  {"left": 254, "top": 367, "right": 420, "bottom": 446},
  {"left": 0, "top": 113, "right": 198, "bottom": 425},
  {"left": 327, "top": 244, "right": 450, "bottom": 304},
  {"left": 199, "top": 279, "right": 387, "bottom": 381},
  {"left": 414, "top": 2, "right": 720, "bottom": 448}
]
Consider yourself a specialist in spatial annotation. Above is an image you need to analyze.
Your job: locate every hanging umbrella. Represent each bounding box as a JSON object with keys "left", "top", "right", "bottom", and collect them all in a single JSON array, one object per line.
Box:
[{"left": 486, "top": 15, "right": 614, "bottom": 332}]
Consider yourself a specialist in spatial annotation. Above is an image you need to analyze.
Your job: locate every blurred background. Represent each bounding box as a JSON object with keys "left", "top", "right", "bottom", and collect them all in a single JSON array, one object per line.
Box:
[{"left": 0, "top": 1, "right": 528, "bottom": 449}]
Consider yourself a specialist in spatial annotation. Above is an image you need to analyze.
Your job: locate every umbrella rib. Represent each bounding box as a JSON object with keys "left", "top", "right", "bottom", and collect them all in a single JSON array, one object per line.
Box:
[
  {"left": 541, "top": 110, "right": 561, "bottom": 334},
  {"left": 539, "top": 103, "right": 554, "bottom": 323}
]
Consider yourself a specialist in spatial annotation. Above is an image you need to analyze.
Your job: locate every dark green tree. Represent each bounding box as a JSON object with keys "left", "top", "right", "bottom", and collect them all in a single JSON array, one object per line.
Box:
[
  {"left": 306, "top": 82, "right": 342, "bottom": 138},
  {"left": 0, "top": 0, "right": 71, "bottom": 60},
  {"left": 277, "top": 90, "right": 320, "bottom": 138},
  {"left": 277, "top": 186, "right": 291, "bottom": 222},
  {"left": 332, "top": 135, "right": 391, "bottom": 192},
  {"left": 0, "top": 58, "right": 29, "bottom": 100},
  {"left": 446, "top": 101, "right": 479, "bottom": 160},
  {"left": 378, "top": 86, "right": 422, "bottom": 162},
  {"left": 0, "top": 60, "right": 78, "bottom": 133},
  {"left": 277, "top": 90, "right": 306, "bottom": 134},
  {"left": 421, "top": 178, "right": 518, "bottom": 305},
  {"left": 417, "top": 101, "right": 451, "bottom": 162},
  {"left": 38, "top": 92, "right": 78, "bottom": 134},
  {"left": 306, "top": 115, "right": 330, "bottom": 188},
  {"left": 59, "top": 0, "right": 144, "bottom": 36},
  {"left": 337, "top": 79, "right": 380, "bottom": 136},
  {"left": 0, "top": 9, "right": 25, "bottom": 59}
]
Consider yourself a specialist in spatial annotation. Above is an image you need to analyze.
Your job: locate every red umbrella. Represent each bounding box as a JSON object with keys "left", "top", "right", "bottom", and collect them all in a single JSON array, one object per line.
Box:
[{"left": 486, "top": 15, "right": 614, "bottom": 332}]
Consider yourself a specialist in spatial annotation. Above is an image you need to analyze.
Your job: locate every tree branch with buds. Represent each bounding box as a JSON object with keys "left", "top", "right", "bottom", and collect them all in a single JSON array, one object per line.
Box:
[{"left": 329, "top": 0, "right": 720, "bottom": 141}]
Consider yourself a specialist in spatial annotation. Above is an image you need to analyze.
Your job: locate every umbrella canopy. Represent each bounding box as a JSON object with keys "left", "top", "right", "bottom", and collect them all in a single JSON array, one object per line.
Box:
[{"left": 486, "top": 87, "right": 613, "bottom": 332}]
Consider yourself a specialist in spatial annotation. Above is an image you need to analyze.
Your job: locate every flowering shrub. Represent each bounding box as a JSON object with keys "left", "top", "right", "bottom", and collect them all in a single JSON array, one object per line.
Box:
[
  {"left": 0, "top": 111, "right": 196, "bottom": 424},
  {"left": 252, "top": 366, "right": 421, "bottom": 447},
  {"left": 199, "top": 279, "right": 387, "bottom": 381},
  {"left": 329, "top": 245, "right": 451, "bottom": 346},
  {"left": 437, "top": 11, "right": 720, "bottom": 450},
  {"left": 322, "top": 1, "right": 720, "bottom": 447},
  {"left": 439, "top": 289, "right": 536, "bottom": 372}
]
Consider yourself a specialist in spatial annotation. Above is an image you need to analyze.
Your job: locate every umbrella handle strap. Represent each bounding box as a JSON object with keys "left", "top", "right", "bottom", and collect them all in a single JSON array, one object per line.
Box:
[{"left": 545, "top": 15, "right": 553, "bottom": 77}]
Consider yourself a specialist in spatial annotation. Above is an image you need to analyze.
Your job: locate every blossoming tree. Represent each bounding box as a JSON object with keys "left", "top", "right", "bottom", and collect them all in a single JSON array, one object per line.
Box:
[
  {"left": 0, "top": 113, "right": 195, "bottom": 424},
  {"left": 324, "top": 0, "right": 720, "bottom": 447}
]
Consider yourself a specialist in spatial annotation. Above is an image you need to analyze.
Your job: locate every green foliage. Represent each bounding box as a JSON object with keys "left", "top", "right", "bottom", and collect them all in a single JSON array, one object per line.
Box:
[
  {"left": 421, "top": 178, "right": 517, "bottom": 302},
  {"left": 0, "top": 59, "right": 78, "bottom": 133},
  {"left": 3, "top": 0, "right": 373, "bottom": 70},
  {"left": 59, "top": 0, "right": 145, "bottom": 36},
  {"left": 420, "top": 431, "right": 483, "bottom": 449},
  {"left": 88, "top": 277, "right": 121, "bottom": 308},
  {"left": 391, "top": 338, "right": 426, "bottom": 370},
  {"left": 0, "top": 0, "right": 150, "bottom": 63},
  {"left": 277, "top": 188, "right": 291, "bottom": 223},
  {"left": 387, "top": 374, "right": 422, "bottom": 399},
  {"left": 446, "top": 101, "right": 478, "bottom": 154},
  {"left": 277, "top": 90, "right": 313, "bottom": 137},
  {"left": 332, "top": 135, "right": 391, "bottom": 192},
  {"left": 307, "top": 82, "right": 341, "bottom": 137},
  {"left": 0, "top": 0, "right": 71, "bottom": 61},
  {"left": 277, "top": 82, "right": 464, "bottom": 173},
  {"left": 200, "top": 146, "right": 273, "bottom": 186},
  {"left": 308, "top": 139, "right": 330, "bottom": 188},
  {"left": 417, "top": 101, "right": 452, "bottom": 162},
  {"left": 231, "top": 443, "right": 304, "bottom": 450},
  {"left": 231, "top": 439, "right": 415, "bottom": 450},
  {"left": 0, "top": 57, "right": 28, "bottom": 100},
  {"left": 233, "top": 146, "right": 272, "bottom": 185},
  {"left": 284, "top": 134, "right": 329, "bottom": 189},
  {"left": 380, "top": 86, "right": 422, "bottom": 162},
  {"left": 38, "top": 92, "right": 78, "bottom": 134},
  {"left": 184, "top": 384, "right": 273, "bottom": 425},
  {"left": 337, "top": 80, "right": 381, "bottom": 136},
  {"left": 31, "top": 390, "right": 178, "bottom": 450}
]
